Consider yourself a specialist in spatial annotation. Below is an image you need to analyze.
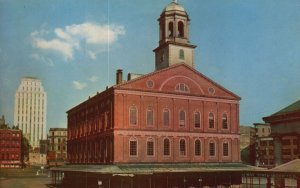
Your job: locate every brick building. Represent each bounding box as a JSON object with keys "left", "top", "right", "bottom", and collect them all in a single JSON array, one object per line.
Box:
[
  {"left": 67, "top": 0, "right": 240, "bottom": 165},
  {"left": 67, "top": 64, "right": 241, "bottom": 164},
  {"left": 263, "top": 100, "right": 300, "bottom": 166},
  {"left": 55, "top": 1, "right": 248, "bottom": 187},
  {"left": 0, "top": 128, "right": 22, "bottom": 168},
  {"left": 47, "top": 128, "right": 67, "bottom": 164}
]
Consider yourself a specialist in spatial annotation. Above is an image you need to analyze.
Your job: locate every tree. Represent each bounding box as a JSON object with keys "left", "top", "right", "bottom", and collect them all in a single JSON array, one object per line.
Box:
[{"left": 21, "top": 137, "right": 30, "bottom": 167}]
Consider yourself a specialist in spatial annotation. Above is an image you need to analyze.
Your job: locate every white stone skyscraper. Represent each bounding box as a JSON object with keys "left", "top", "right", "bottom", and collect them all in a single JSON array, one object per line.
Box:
[{"left": 14, "top": 77, "right": 47, "bottom": 148}]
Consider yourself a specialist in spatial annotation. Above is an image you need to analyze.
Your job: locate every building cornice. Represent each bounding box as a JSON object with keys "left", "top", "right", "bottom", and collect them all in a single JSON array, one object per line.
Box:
[
  {"left": 114, "top": 129, "right": 239, "bottom": 139},
  {"left": 114, "top": 89, "right": 239, "bottom": 104}
]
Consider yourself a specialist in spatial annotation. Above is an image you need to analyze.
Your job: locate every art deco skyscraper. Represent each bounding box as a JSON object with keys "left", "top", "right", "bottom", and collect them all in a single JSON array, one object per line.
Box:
[{"left": 14, "top": 77, "right": 47, "bottom": 148}]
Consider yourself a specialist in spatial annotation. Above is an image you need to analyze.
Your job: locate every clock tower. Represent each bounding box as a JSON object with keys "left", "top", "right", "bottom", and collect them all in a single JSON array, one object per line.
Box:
[{"left": 153, "top": 0, "right": 197, "bottom": 70}]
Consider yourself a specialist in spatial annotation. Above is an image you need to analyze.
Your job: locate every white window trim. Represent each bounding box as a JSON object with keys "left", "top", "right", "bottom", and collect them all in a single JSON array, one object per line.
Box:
[
  {"left": 129, "top": 137, "right": 138, "bottom": 157},
  {"left": 163, "top": 138, "right": 171, "bottom": 157},
  {"left": 146, "top": 137, "right": 155, "bottom": 157},
  {"left": 179, "top": 138, "right": 187, "bottom": 156}
]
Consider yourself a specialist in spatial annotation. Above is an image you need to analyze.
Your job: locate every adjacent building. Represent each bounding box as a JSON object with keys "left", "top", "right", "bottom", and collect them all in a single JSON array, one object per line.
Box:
[
  {"left": 14, "top": 77, "right": 47, "bottom": 148},
  {"left": 47, "top": 128, "right": 67, "bottom": 164},
  {"left": 240, "top": 125, "right": 256, "bottom": 165},
  {"left": 0, "top": 128, "right": 22, "bottom": 168},
  {"left": 254, "top": 123, "right": 274, "bottom": 168},
  {"left": 263, "top": 100, "right": 300, "bottom": 166}
]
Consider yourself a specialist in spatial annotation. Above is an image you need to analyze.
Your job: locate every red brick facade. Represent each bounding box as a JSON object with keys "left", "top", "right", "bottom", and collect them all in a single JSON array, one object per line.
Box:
[
  {"left": 67, "top": 64, "right": 241, "bottom": 164},
  {"left": 0, "top": 129, "right": 22, "bottom": 168}
]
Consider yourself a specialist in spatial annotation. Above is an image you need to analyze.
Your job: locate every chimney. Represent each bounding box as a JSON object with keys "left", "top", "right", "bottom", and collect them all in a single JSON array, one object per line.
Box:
[{"left": 116, "top": 69, "right": 123, "bottom": 84}]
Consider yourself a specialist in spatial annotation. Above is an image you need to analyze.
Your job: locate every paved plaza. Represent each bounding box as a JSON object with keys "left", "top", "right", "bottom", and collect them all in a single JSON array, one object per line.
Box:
[{"left": 0, "top": 167, "right": 52, "bottom": 188}]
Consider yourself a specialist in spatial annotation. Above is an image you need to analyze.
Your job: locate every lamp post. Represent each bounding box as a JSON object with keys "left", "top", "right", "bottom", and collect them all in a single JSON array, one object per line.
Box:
[
  {"left": 98, "top": 180, "right": 102, "bottom": 188},
  {"left": 198, "top": 178, "right": 202, "bottom": 188}
]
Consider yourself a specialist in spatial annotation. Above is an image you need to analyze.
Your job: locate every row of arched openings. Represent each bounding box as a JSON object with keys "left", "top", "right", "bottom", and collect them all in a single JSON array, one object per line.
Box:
[
  {"left": 168, "top": 21, "right": 184, "bottom": 38},
  {"left": 129, "top": 138, "right": 230, "bottom": 157},
  {"left": 130, "top": 106, "right": 229, "bottom": 129}
]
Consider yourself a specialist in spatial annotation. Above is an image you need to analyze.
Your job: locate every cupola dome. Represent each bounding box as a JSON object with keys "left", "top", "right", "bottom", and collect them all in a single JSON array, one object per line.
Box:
[{"left": 163, "top": 2, "right": 185, "bottom": 12}]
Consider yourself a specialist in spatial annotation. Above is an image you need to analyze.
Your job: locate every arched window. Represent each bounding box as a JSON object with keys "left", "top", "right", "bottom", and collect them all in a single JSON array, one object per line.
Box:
[
  {"left": 194, "top": 112, "right": 201, "bottom": 128},
  {"left": 163, "top": 109, "right": 170, "bottom": 126},
  {"left": 168, "top": 22, "right": 174, "bottom": 37},
  {"left": 209, "top": 112, "right": 214, "bottom": 128},
  {"left": 179, "top": 49, "right": 184, "bottom": 59},
  {"left": 163, "top": 138, "right": 170, "bottom": 156},
  {"left": 222, "top": 113, "right": 228, "bottom": 129},
  {"left": 129, "top": 106, "right": 137, "bottom": 125},
  {"left": 147, "top": 138, "right": 154, "bottom": 156},
  {"left": 129, "top": 138, "right": 138, "bottom": 156},
  {"left": 209, "top": 141, "right": 215, "bottom": 156},
  {"left": 147, "top": 108, "right": 154, "bottom": 126},
  {"left": 180, "top": 139, "right": 186, "bottom": 156},
  {"left": 179, "top": 110, "right": 186, "bottom": 127},
  {"left": 223, "top": 142, "right": 229, "bottom": 156},
  {"left": 178, "top": 21, "right": 184, "bottom": 37},
  {"left": 175, "top": 83, "right": 189, "bottom": 93},
  {"left": 195, "top": 139, "right": 201, "bottom": 156}
]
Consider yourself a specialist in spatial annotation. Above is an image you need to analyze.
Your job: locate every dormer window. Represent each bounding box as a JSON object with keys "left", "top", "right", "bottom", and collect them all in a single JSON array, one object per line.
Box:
[{"left": 175, "top": 83, "right": 189, "bottom": 93}]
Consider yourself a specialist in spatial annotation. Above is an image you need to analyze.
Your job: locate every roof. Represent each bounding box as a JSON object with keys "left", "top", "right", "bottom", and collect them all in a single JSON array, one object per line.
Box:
[
  {"left": 51, "top": 163, "right": 263, "bottom": 175},
  {"left": 272, "top": 100, "right": 300, "bottom": 116},
  {"left": 270, "top": 159, "right": 300, "bottom": 173},
  {"left": 22, "top": 76, "right": 39, "bottom": 80},
  {"left": 49, "top": 128, "right": 67, "bottom": 131},
  {"left": 163, "top": 2, "right": 185, "bottom": 12}
]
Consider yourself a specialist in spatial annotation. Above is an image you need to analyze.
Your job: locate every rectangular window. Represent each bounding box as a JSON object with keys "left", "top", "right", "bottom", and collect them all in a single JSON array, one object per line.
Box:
[
  {"left": 106, "top": 112, "right": 111, "bottom": 128},
  {"left": 147, "top": 141, "right": 154, "bottom": 156},
  {"left": 209, "top": 113, "right": 214, "bottom": 128},
  {"left": 223, "top": 143, "right": 229, "bottom": 156},
  {"left": 163, "top": 110, "right": 169, "bottom": 126},
  {"left": 195, "top": 140, "right": 201, "bottom": 156},
  {"left": 209, "top": 142, "right": 215, "bottom": 156},
  {"left": 209, "top": 119, "right": 214, "bottom": 128},
  {"left": 147, "top": 109, "right": 153, "bottom": 126},
  {"left": 130, "top": 107, "right": 137, "bottom": 125},
  {"left": 194, "top": 112, "right": 200, "bottom": 128},
  {"left": 222, "top": 114, "right": 228, "bottom": 129},
  {"left": 179, "top": 111, "right": 185, "bottom": 127},
  {"left": 164, "top": 139, "right": 170, "bottom": 156},
  {"left": 130, "top": 141, "right": 137, "bottom": 156},
  {"left": 180, "top": 140, "right": 186, "bottom": 156}
]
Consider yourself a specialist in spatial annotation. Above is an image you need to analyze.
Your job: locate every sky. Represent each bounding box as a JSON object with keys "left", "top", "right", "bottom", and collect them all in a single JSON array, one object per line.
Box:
[{"left": 0, "top": 0, "right": 300, "bottom": 131}]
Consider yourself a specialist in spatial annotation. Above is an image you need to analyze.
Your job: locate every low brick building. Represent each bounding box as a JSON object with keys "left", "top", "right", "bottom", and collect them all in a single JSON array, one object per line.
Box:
[{"left": 0, "top": 128, "right": 22, "bottom": 168}]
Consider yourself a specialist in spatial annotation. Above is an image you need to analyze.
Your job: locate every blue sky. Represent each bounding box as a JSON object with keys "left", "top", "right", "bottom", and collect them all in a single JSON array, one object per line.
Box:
[{"left": 0, "top": 0, "right": 299, "bottom": 130}]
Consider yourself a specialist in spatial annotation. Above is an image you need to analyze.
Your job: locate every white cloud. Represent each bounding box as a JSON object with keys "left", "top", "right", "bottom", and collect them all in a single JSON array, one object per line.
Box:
[
  {"left": 32, "top": 38, "right": 74, "bottom": 60},
  {"left": 31, "top": 22, "right": 125, "bottom": 61},
  {"left": 88, "top": 76, "right": 98, "bottom": 82},
  {"left": 72, "top": 81, "right": 87, "bottom": 90}
]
